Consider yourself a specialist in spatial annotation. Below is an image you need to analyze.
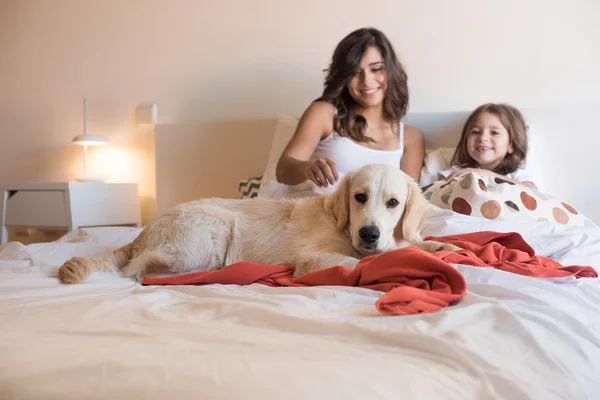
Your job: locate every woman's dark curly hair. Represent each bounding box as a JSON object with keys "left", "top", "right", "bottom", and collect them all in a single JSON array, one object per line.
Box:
[{"left": 316, "top": 27, "right": 409, "bottom": 142}]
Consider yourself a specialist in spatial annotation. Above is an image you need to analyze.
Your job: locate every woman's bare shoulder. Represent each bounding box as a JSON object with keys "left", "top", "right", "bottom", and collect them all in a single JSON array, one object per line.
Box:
[
  {"left": 403, "top": 123, "right": 424, "bottom": 140},
  {"left": 297, "top": 100, "right": 336, "bottom": 139}
]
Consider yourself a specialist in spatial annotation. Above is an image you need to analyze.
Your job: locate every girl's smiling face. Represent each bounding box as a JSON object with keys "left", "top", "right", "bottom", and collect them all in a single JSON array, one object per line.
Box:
[{"left": 466, "top": 112, "right": 513, "bottom": 170}]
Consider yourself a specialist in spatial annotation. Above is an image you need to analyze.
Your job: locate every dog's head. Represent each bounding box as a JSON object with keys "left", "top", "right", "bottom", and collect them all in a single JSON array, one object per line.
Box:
[{"left": 324, "top": 164, "right": 429, "bottom": 256}]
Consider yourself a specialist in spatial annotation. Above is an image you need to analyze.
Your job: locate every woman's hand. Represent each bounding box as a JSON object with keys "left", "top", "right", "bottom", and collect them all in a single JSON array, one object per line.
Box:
[
  {"left": 275, "top": 102, "right": 336, "bottom": 186},
  {"left": 303, "top": 158, "right": 339, "bottom": 187}
]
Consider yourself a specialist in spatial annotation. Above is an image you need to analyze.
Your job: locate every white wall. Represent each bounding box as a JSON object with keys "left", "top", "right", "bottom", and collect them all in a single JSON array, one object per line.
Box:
[{"left": 0, "top": 0, "right": 599, "bottom": 223}]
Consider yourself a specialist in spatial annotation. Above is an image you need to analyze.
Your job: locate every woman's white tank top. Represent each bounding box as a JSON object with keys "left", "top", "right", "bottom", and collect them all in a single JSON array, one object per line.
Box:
[
  {"left": 284, "top": 120, "right": 405, "bottom": 196},
  {"left": 311, "top": 121, "right": 405, "bottom": 174}
]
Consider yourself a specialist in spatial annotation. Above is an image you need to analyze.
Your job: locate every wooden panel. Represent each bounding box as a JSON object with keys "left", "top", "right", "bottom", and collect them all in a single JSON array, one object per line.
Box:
[{"left": 155, "top": 119, "right": 277, "bottom": 215}]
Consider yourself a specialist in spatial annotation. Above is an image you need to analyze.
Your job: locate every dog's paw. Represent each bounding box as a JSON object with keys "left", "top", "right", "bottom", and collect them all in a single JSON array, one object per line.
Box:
[
  {"left": 58, "top": 257, "right": 91, "bottom": 284},
  {"left": 415, "top": 241, "right": 462, "bottom": 254},
  {"left": 435, "top": 243, "right": 462, "bottom": 252}
]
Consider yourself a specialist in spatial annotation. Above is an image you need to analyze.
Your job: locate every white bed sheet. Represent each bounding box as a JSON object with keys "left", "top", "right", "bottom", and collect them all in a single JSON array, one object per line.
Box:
[{"left": 1, "top": 211, "right": 600, "bottom": 400}]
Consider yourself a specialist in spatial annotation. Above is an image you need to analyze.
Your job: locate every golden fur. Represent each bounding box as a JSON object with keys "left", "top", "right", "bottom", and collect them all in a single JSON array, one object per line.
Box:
[{"left": 58, "top": 164, "right": 459, "bottom": 284}]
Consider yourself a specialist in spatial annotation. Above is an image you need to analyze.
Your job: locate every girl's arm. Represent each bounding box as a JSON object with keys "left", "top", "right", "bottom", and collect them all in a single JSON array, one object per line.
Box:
[
  {"left": 275, "top": 101, "right": 337, "bottom": 186},
  {"left": 447, "top": 168, "right": 536, "bottom": 188},
  {"left": 400, "top": 125, "right": 425, "bottom": 182}
]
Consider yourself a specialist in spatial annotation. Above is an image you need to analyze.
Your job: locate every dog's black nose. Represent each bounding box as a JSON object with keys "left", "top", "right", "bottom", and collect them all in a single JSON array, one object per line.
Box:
[{"left": 359, "top": 225, "right": 380, "bottom": 244}]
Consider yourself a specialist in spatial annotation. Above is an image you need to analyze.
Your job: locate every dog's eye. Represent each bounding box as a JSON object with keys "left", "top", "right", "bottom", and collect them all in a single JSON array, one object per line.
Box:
[
  {"left": 354, "top": 193, "right": 368, "bottom": 204},
  {"left": 386, "top": 198, "right": 399, "bottom": 208}
]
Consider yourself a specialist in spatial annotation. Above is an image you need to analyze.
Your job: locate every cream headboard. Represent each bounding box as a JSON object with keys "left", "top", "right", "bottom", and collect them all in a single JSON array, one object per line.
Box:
[
  {"left": 155, "top": 119, "right": 278, "bottom": 215},
  {"left": 155, "top": 112, "right": 471, "bottom": 216}
]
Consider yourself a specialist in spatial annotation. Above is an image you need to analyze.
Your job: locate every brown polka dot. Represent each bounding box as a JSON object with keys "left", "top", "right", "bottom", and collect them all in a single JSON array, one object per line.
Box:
[
  {"left": 478, "top": 179, "right": 487, "bottom": 192},
  {"left": 480, "top": 200, "right": 501, "bottom": 219},
  {"left": 520, "top": 192, "right": 538, "bottom": 210},
  {"left": 460, "top": 173, "right": 473, "bottom": 189},
  {"left": 561, "top": 202, "right": 578, "bottom": 215},
  {"left": 553, "top": 207, "right": 569, "bottom": 224},
  {"left": 495, "top": 177, "right": 515, "bottom": 185},
  {"left": 505, "top": 201, "right": 520, "bottom": 212},
  {"left": 441, "top": 192, "right": 451, "bottom": 205},
  {"left": 452, "top": 197, "right": 472, "bottom": 215}
]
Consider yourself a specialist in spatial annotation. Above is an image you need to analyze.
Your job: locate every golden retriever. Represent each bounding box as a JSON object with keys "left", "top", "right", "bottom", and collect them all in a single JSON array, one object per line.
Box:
[{"left": 58, "top": 164, "right": 459, "bottom": 284}]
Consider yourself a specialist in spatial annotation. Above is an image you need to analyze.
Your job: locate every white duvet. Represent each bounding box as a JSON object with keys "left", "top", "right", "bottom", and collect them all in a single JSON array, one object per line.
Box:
[{"left": 1, "top": 208, "right": 600, "bottom": 400}]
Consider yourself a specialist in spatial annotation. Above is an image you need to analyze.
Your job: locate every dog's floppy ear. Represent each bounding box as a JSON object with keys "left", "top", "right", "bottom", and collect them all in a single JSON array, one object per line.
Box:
[
  {"left": 324, "top": 173, "right": 352, "bottom": 231},
  {"left": 396, "top": 181, "right": 430, "bottom": 243}
]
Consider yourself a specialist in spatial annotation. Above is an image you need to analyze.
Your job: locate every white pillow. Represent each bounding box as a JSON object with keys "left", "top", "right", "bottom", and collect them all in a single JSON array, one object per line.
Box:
[
  {"left": 522, "top": 124, "right": 543, "bottom": 191},
  {"left": 257, "top": 115, "right": 315, "bottom": 199}
]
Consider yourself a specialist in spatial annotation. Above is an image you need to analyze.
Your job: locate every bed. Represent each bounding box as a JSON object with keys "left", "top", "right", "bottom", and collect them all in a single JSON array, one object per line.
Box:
[{"left": 1, "top": 112, "right": 600, "bottom": 400}]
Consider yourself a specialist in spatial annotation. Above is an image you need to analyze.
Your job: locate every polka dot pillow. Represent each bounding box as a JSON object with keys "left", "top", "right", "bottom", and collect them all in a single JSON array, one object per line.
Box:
[{"left": 421, "top": 172, "right": 595, "bottom": 227}]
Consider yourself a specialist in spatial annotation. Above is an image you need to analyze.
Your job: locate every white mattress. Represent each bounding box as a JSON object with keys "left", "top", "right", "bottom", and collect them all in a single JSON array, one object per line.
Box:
[{"left": 2, "top": 210, "right": 600, "bottom": 400}]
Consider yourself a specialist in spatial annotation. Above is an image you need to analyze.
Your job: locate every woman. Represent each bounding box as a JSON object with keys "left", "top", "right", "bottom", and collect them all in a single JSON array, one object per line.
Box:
[{"left": 275, "top": 27, "right": 424, "bottom": 193}]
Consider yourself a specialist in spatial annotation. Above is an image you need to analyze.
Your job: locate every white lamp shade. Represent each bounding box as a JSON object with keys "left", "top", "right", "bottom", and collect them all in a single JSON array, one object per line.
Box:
[{"left": 72, "top": 134, "right": 109, "bottom": 146}]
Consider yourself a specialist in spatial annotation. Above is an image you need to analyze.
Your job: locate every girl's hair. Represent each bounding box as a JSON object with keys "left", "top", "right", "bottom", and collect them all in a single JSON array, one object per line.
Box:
[
  {"left": 316, "top": 27, "right": 409, "bottom": 143},
  {"left": 451, "top": 103, "right": 528, "bottom": 175}
]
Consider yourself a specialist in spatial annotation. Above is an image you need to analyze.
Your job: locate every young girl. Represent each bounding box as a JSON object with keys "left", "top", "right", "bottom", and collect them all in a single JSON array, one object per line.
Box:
[
  {"left": 275, "top": 27, "right": 424, "bottom": 193},
  {"left": 440, "top": 103, "right": 536, "bottom": 188}
]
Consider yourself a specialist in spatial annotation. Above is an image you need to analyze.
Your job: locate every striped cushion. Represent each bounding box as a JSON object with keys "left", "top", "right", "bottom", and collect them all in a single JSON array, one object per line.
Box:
[{"left": 238, "top": 176, "right": 262, "bottom": 199}]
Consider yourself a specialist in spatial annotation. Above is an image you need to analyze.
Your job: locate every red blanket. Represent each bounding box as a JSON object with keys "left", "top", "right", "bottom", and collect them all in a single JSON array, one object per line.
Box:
[
  {"left": 142, "top": 231, "right": 596, "bottom": 315},
  {"left": 425, "top": 231, "right": 597, "bottom": 279},
  {"left": 142, "top": 247, "right": 467, "bottom": 315}
]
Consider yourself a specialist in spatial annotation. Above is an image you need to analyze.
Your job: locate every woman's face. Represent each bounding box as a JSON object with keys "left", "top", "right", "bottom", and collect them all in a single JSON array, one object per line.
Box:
[{"left": 347, "top": 46, "right": 388, "bottom": 109}]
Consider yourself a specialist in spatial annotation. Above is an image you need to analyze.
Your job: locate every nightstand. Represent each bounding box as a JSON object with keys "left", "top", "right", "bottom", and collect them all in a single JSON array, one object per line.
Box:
[{"left": 0, "top": 182, "right": 142, "bottom": 244}]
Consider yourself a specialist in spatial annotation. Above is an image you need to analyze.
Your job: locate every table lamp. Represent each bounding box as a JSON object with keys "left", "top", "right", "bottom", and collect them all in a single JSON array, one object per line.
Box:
[{"left": 72, "top": 97, "right": 109, "bottom": 181}]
